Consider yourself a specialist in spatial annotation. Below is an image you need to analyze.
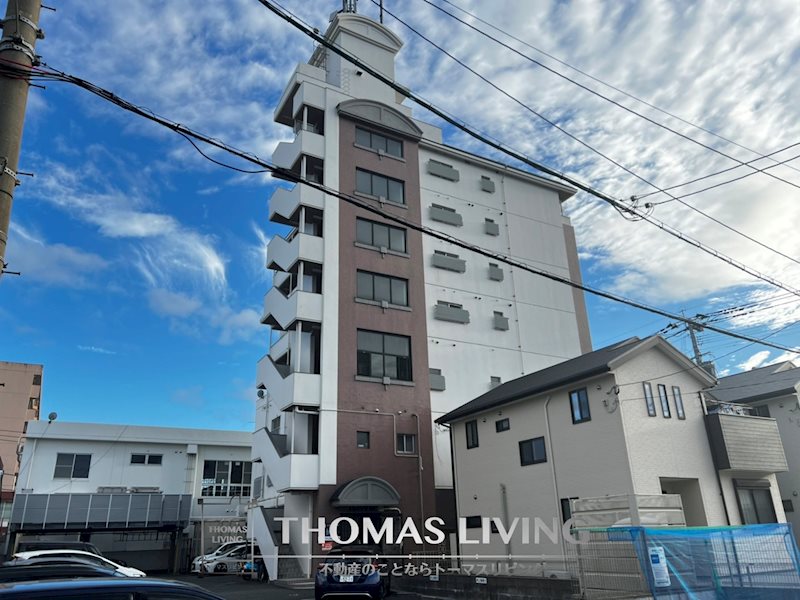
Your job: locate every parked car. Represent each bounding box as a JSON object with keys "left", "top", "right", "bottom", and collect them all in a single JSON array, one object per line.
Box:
[
  {"left": 190, "top": 541, "right": 247, "bottom": 573},
  {"left": 14, "top": 540, "right": 103, "bottom": 556},
  {"left": 11, "top": 550, "right": 145, "bottom": 577},
  {"left": 0, "top": 577, "right": 226, "bottom": 599},
  {"left": 194, "top": 544, "right": 258, "bottom": 575},
  {"left": 0, "top": 560, "right": 122, "bottom": 582},
  {"left": 315, "top": 546, "right": 387, "bottom": 600}
]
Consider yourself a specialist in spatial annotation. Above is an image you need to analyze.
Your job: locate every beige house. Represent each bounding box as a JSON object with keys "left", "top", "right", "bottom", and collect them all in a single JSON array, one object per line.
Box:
[
  {"left": 437, "top": 336, "right": 788, "bottom": 574},
  {"left": 0, "top": 361, "right": 42, "bottom": 491}
]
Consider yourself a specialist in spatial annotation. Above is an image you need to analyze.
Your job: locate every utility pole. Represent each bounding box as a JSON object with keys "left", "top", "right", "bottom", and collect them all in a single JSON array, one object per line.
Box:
[{"left": 0, "top": 0, "right": 43, "bottom": 274}]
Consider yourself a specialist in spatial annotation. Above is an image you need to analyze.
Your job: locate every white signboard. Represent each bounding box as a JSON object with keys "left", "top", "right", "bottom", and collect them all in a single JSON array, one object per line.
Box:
[{"left": 648, "top": 546, "right": 671, "bottom": 588}]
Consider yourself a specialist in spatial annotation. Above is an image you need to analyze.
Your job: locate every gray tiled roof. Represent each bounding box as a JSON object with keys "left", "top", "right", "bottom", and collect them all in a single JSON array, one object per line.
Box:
[
  {"left": 706, "top": 361, "right": 800, "bottom": 404},
  {"left": 436, "top": 337, "right": 645, "bottom": 424}
]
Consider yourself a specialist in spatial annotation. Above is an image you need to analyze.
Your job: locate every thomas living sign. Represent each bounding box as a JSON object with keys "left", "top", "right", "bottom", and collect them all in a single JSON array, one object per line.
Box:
[
  {"left": 276, "top": 516, "right": 587, "bottom": 547},
  {"left": 201, "top": 520, "right": 247, "bottom": 551}
]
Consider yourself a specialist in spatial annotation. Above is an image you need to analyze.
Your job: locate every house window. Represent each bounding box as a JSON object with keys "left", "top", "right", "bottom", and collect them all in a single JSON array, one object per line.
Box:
[
  {"left": 271, "top": 416, "right": 281, "bottom": 433},
  {"left": 357, "top": 431, "right": 370, "bottom": 449},
  {"left": 356, "top": 270, "right": 409, "bottom": 306},
  {"left": 736, "top": 482, "right": 777, "bottom": 524},
  {"left": 672, "top": 386, "right": 686, "bottom": 419},
  {"left": 357, "top": 330, "right": 412, "bottom": 381},
  {"left": 560, "top": 497, "right": 578, "bottom": 523},
  {"left": 355, "top": 126, "right": 403, "bottom": 158},
  {"left": 466, "top": 420, "right": 479, "bottom": 449},
  {"left": 397, "top": 433, "right": 416, "bottom": 454},
  {"left": 53, "top": 453, "right": 91, "bottom": 479},
  {"left": 202, "top": 460, "right": 253, "bottom": 497},
  {"left": 783, "top": 499, "right": 794, "bottom": 513},
  {"left": 753, "top": 405, "right": 771, "bottom": 418},
  {"left": 356, "top": 168, "right": 405, "bottom": 204},
  {"left": 643, "top": 382, "right": 656, "bottom": 417},
  {"left": 519, "top": 437, "right": 547, "bottom": 466},
  {"left": 495, "top": 418, "right": 510, "bottom": 432},
  {"left": 130, "top": 454, "right": 163, "bottom": 465},
  {"left": 356, "top": 218, "right": 407, "bottom": 253},
  {"left": 569, "top": 388, "right": 591, "bottom": 424},
  {"left": 28, "top": 397, "right": 39, "bottom": 410},
  {"left": 32, "top": 373, "right": 42, "bottom": 385},
  {"left": 657, "top": 384, "right": 671, "bottom": 418},
  {"left": 490, "top": 376, "right": 501, "bottom": 388}
]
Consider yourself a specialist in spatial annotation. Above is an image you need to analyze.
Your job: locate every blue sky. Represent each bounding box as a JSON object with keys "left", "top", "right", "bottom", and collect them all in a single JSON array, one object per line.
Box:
[{"left": 2, "top": 0, "right": 798, "bottom": 431}]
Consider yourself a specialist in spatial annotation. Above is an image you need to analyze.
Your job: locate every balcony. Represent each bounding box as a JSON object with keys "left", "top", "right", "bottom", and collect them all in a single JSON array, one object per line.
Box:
[
  {"left": 256, "top": 355, "right": 321, "bottom": 411},
  {"left": 434, "top": 303, "right": 470, "bottom": 324},
  {"left": 706, "top": 409, "right": 788, "bottom": 473},
  {"left": 10, "top": 493, "right": 191, "bottom": 531},
  {"left": 272, "top": 130, "right": 325, "bottom": 171},
  {"left": 261, "top": 288, "right": 322, "bottom": 330},
  {"left": 274, "top": 66, "right": 327, "bottom": 125},
  {"left": 267, "top": 232, "right": 324, "bottom": 273},
  {"left": 269, "top": 185, "right": 325, "bottom": 227},
  {"left": 253, "top": 429, "right": 320, "bottom": 493}
]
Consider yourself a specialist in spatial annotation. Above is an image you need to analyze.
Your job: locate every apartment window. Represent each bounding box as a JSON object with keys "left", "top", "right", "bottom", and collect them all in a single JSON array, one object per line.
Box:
[
  {"left": 569, "top": 388, "right": 591, "bottom": 424},
  {"left": 271, "top": 416, "right": 281, "bottom": 433},
  {"left": 32, "top": 373, "right": 42, "bottom": 385},
  {"left": 560, "top": 497, "right": 578, "bottom": 523},
  {"left": 465, "top": 420, "right": 479, "bottom": 449},
  {"left": 356, "top": 218, "right": 407, "bottom": 254},
  {"left": 753, "top": 405, "right": 771, "bottom": 418},
  {"left": 397, "top": 433, "right": 416, "bottom": 454},
  {"left": 783, "top": 499, "right": 795, "bottom": 513},
  {"left": 355, "top": 126, "right": 403, "bottom": 158},
  {"left": 481, "top": 177, "right": 496, "bottom": 194},
  {"left": 28, "top": 397, "right": 39, "bottom": 410},
  {"left": 427, "top": 159, "right": 460, "bottom": 181},
  {"left": 519, "top": 437, "right": 547, "bottom": 466},
  {"left": 495, "top": 418, "right": 510, "bottom": 432},
  {"left": 53, "top": 453, "right": 91, "bottom": 479},
  {"left": 672, "top": 386, "right": 686, "bottom": 419},
  {"left": 464, "top": 516, "right": 482, "bottom": 528},
  {"left": 657, "top": 384, "right": 671, "bottom": 418},
  {"left": 490, "top": 376, "right": 501, "bottom": 388},
  {"left": 201, "top": 460, "right": 252, "bottom": 497},
  {"left": 357, "top": 330, "right": 412, "bottom": 381},
  {"left": 357, "top": 431, "right": 370, "bottom": 449},
  {"left": 643, "top": 382, "right": 656, "bottom": 417},
  {"left": 130, "top": 454, "right": 163, "bottom": 465},
  {"left": 356, "top": 168, "right": 405, "bottom": 204},
  {"left": 356, "top": 270, "right": 409, "bottom": 306}
]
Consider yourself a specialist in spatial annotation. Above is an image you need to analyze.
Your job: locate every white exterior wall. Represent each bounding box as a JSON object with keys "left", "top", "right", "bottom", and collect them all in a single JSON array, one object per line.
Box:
[
  {"left": 450, "top": 374, "right": 633, "bottom": 572},
  {"left": 614, "top": 348, "right": 728, "bottom": 526},
  {"left": 769, "top": 393, "right": 800, "bottom": 530},
  {"left": 420, "top": 148, "right": 584, "bottom": 487},
  {"left": 18, "top": 421, "right": 251, "bottom": 521}
]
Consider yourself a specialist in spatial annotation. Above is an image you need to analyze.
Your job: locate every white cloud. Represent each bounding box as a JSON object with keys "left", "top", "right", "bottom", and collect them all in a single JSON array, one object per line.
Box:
[
  {"left": 765, "top": 351, "right": 800, "bottom": 366},
  {"left": 147, "top": 289, "right": 202, "bottom": 318},
  {"left": 77, "top": 345, "right": 116, "bottom": 355},
  {"left": 6, "top": 223, "right": 109, "bottom": 288},
  {"left": 737, "top": 350, "right": 771, "bottom": 371},
  {"left": 209, "top": 306, "right": 264, "bottom": 345}
]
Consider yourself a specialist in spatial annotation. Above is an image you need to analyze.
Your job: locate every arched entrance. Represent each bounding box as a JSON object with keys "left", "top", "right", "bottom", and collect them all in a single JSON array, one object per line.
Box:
[{"left": 329, "top": 476, "right": 401, "bottom": 509}]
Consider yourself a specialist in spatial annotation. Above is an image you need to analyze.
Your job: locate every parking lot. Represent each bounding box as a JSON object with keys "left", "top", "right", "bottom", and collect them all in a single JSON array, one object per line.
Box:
[{"left": 171, "top": 573, "right": 430, "bottom": 600}]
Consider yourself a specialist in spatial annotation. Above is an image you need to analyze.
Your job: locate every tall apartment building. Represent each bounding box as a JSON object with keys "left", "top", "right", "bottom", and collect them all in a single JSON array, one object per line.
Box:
[
  {"left": 251, "top": 5, "right": 590, "bottom": 579},
  {"left": 0, "top": 361, "right": 42, "bottom": 491}
]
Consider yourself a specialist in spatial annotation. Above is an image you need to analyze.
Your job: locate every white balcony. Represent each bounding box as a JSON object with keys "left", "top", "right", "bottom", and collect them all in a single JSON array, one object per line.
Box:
[
  {"left": 269, "top": 185, "right": 325, "bottom": 227},
  {"left": 256, "top": 355, "right": 321, "bottom": 411},
  {"left": 274, "top": 64, "right": 327, "bottom": 125},
  {"left": 292, "top": 82, "right": 325, "bottom": 119},
  {"left": 272, "top": 130, "right": 325, "bottom": 170},
  {"left": 262, "top": 288, "right": 322, "bottom": 330},
  {"left": 253, "top": 428, "right": 320, "bottom": 493},
  {"left": 266, "top": 232, "right": 324, "bottom": 272}
]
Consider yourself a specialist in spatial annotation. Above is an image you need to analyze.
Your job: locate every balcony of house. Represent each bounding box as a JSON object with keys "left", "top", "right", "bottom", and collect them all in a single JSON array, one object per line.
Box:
[
  {"left": 257, "top": 323, "right": 322, "bottom": 411},
  {"left": 273, "top": 154, "right": 325, "bottom": 190},
  {"left": 261, "top": 275, "right": 323, "bottom": 332},
  {"left": 273, "top": 130, "right": 325, "bottom": 172},
  {"left": 269, "top": 184, "right": 325, "bottom": 227},
  {"left": 274, "top": 70, "right": 326, "bottom": 126},
  {"left": 10, "top": 492, "right": 192, "bottom": 533},
  {"left": 706, "top": 401, "right": 788, "bottom": 473},
  {"left": 266, "top": 228, "right": 324, "bottom": 273}
]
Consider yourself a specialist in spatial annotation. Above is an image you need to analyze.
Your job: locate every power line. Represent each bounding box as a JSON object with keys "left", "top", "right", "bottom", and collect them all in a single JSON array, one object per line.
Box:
[
  {"left": 373, "top": 2, "right": 800, "bottom": 268},
  {"left": 254, "top": 0, "right": 800, "bottom": 298},
  {"left": 19, "top": 60, "right": 800, "bottom": 356},
  {"left": 426, "top": 0, "right": 800, "bottom": 188}
]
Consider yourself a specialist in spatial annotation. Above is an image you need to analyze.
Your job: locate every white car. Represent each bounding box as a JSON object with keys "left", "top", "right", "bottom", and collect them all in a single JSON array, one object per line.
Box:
[
  {"left": 192, "top": 544, "right": 252, "bottom": 574},
  {"left": 13, "top": 549, "right": 146, "bottom": 577},
  {"left": 190, "top": 541, "right": 247, "bottom": 573}
]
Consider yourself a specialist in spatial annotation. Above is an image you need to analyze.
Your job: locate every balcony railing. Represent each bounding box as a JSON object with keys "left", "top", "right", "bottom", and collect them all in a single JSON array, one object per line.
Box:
[{"left": 706, "top": 408, "right": 788, "bottom": 473}]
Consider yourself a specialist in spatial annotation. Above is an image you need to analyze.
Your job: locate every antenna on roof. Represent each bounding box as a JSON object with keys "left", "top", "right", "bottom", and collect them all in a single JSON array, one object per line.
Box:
[{"left": 342, "top": 0, "right": 357, "bottom": 13}]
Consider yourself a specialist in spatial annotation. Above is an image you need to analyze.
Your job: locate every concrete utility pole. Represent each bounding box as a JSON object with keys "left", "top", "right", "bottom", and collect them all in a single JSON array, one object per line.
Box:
[{"left": 0, "top": 0, "right": 43, "bottom": 272}]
